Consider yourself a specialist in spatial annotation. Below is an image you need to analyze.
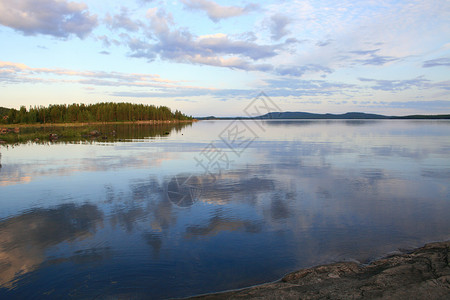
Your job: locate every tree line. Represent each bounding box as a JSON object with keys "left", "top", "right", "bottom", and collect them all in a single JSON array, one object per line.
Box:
[{"left": 1, "top": 102, "right": 193, "bottom": 124}]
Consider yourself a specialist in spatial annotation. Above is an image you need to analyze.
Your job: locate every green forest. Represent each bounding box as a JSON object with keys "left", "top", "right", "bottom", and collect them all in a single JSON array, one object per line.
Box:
[{"left": 0, "top": 102, "right": 193, "bottom": 124}]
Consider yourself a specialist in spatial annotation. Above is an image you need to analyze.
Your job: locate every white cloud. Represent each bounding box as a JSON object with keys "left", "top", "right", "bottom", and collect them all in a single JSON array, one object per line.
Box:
[
  {"left": 358, "top": 77, "right": 430, "bottom": 91},
  {"left": 423, "top": 58, "right": 450, "bottom": 68},
  {"left": 0, "top": 0, "right": 97, "bottom": 38},
  {"left": 105, "top": 7, "right": 142, "bottom": 32},
  {"left": 181, "top": 0, "right": 258, "bottom": 22},
  {"left": 275, "top": 64, "right": 333, "bottom": 77},
  {"left": 269, "top": 14, "right": 291, "bottom": 41},
  {"left": 121, "top": 8, "right": 289, "bottom": 71},
  {"left": 264, "top": 0, "right": 450, "bottom": 70}
]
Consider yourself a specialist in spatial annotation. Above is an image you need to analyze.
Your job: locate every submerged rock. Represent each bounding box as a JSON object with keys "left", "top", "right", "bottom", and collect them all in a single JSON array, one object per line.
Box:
[
  {"left": 89, "top": 130, "right": 101, "bottom": 137},
  {"left": 192, "top": 241, "right": 450, "bottom": 299}
]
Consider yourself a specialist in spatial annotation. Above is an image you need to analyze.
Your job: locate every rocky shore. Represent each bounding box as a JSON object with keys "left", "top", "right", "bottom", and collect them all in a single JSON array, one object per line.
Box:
[{"left": 191, "top": 240, "right": 450, "bottom": 299}]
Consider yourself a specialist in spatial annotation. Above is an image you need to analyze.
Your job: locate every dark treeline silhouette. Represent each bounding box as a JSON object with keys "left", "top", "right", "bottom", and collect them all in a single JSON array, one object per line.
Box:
[
  {"left": 0, "top": 107, "right": 10, "bottom": 118},
  {"left": 0, "top": 103, "right": 193, "bottom": 124}
]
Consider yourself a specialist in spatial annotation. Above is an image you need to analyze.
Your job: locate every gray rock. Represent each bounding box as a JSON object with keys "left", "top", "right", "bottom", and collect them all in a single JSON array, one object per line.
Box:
[{"left": 191, "top": 241, "right": 450, "bottom": 299}]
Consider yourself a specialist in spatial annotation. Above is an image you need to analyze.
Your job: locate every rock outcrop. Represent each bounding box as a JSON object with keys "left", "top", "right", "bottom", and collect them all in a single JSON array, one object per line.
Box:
[{"left": 192, "top": 241, "right": 450, "bottom": 299}]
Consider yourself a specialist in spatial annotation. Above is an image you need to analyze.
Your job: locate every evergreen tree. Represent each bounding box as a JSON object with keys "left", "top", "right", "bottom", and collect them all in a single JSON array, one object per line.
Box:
[{"left": 1, "top": 102, "right": 193, "bottom": 124}]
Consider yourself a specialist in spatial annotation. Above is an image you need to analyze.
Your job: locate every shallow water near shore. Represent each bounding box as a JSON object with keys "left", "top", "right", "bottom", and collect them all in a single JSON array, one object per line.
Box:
[{"left": 1, "top": 120, "right": 449, "bottom": 299}]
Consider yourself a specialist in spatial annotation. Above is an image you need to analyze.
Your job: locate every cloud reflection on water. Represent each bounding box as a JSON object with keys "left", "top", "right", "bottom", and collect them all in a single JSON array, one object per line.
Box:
[
  {"left": 0, "top": 204, "right": 103, "bottom": 288},
  {"left": 0, "top": 120, "right": 449, "bottom": 298}
]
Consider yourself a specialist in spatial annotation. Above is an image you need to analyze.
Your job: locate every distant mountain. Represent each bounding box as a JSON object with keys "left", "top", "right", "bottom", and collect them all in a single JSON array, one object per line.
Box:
[
  {"left": 260, "top": 111, "right": 390, "bottom": 119},
  {"left": 394, "top": 114, "right": 450, "bottom": 119},
  {"left": 197, "top": 111, "right": 450, "bottom": 120},
  {"left": 195, "top": 116, "right": 247, "bottom": 120}
]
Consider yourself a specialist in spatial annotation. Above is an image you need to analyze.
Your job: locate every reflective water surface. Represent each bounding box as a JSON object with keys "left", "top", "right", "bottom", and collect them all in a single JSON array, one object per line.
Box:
[{"left": 1, "top": 120, "right": 449, "bottom": 299}]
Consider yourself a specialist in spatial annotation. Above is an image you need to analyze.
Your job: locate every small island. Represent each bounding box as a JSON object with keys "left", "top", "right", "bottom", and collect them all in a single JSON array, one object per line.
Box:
[{"left": 0, "top": 103, "right": 194, "bottom": 144}]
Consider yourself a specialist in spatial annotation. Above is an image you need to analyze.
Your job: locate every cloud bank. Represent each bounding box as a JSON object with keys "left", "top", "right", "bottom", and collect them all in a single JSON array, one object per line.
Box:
[
  {"left": 119, "top": 8, "right": 290, "bottom": 72},
  {"left": 0, "top": 60, "right": 210, "bottom": 90}
]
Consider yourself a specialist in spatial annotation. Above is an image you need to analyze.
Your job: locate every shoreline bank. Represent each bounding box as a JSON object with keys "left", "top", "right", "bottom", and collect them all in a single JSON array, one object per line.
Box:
[
  {"left": 190, "top": 240, "right": 450, "bottom": 299},
  {"left": 0, "top": 120, "right": 195, "bottom": 144},
  {"left": 0, "top": 119, "right": 196, "bottom": 129}
]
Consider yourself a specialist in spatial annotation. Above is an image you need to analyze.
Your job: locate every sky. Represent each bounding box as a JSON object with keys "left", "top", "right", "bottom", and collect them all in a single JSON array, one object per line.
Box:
[{"left": 0, "top": 0, "right": 449, "bottom": 116}]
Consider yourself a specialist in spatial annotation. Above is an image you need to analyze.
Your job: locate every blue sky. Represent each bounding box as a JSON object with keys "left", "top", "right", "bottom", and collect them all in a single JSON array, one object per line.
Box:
[{"left": 0, "top": 0, "right": 449, "bottom": 116}]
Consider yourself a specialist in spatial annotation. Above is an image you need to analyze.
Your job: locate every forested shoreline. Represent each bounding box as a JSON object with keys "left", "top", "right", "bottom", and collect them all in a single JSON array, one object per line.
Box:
[{"left": 0, "top": 103, "right": 193, "bottom": 124}]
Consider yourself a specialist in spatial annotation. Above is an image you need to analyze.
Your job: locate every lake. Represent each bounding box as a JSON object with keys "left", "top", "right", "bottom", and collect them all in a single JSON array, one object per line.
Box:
[{"left": 1, "top": 120, "right": 449, "bottom": 299}]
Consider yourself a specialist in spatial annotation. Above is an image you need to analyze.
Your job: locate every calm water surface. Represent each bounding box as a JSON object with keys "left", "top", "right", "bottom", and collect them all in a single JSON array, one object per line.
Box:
[{"left": 1, "top": 120, "right": 450, "bottom": 299}]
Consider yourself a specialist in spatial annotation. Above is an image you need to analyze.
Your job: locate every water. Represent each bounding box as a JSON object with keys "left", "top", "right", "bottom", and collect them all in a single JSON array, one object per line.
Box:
[{"left": 1, "top": 120, "right": 449, "bottom": 299}]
